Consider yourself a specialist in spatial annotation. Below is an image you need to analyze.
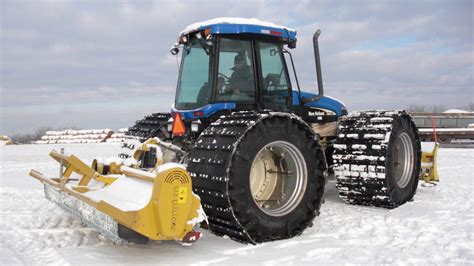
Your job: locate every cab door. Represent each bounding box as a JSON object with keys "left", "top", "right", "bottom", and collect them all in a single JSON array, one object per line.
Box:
[
  {"left": 256, "top": 41, "right": 292, "bottom": 112},
  {"left": 214, "top": 37, "right": 257, "bottom": 107}
]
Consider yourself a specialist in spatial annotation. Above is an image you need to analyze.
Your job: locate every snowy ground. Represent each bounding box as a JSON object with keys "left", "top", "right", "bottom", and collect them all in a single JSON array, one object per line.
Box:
[{"left": 1, "top": 143, "right": 473, "bottom": 265}]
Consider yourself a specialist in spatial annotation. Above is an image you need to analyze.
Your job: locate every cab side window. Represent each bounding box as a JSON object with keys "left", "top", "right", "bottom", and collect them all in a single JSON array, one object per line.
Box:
[{"left": 258, "top": 42, "right": 290, "bottom": 111}]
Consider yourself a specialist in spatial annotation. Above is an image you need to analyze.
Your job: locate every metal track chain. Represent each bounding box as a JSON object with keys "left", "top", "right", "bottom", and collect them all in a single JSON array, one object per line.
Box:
[
  {"left": 332, "top": 110, "right": 409, "bottom": 208},
  {"left": 187, "top": 111, "right": 266, "bottom": 244},
  {"left": 119, "top": 113, "right": 171, "bottom": 159}
]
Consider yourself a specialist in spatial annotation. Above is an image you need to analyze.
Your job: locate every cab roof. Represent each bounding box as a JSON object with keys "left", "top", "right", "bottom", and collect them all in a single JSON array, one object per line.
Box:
[{"left": 179, "top": 17, "right": 297, "bottom": 43}]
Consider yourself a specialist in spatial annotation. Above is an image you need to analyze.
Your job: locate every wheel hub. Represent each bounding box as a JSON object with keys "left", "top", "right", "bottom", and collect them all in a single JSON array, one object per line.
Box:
[
  {"left": 249, "top": 141, "right": 307, "bottom": 216},
  {"left": 392, "top": 132, "right": 414, "bottom": 188}
]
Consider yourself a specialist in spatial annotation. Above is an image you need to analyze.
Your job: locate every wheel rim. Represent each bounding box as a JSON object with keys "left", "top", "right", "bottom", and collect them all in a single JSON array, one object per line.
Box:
[
  {"left": 392, "top": 132, "right": 414, "bottom": 188},
  {"left": 249, "top": 141, "right": 307, "bottom": 216}
]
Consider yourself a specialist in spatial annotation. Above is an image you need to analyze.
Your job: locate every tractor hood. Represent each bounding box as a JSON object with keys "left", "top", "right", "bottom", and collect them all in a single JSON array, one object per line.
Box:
[{"left": 293, "top": 90, "right": 347, "bottom": 116}]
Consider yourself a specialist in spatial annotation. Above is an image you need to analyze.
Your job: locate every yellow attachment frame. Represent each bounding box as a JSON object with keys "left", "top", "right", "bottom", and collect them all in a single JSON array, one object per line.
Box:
[
  {"left": 49, "top": 150, "right": 118, "bottom": 189},
  {"left": 132, "top": 138, "right": 165, "bottom": 168},
  {"left": 30, "top": 149, "right": 203, "bottom": 242},
  {"left": 420, "top": 143, "right": 440, "bottom": 184}
]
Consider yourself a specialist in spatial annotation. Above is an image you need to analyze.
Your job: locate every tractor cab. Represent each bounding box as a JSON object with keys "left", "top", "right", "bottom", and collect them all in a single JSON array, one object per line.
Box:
[
  {"left": 173, "top": 18, "right": 297, "bottom": 113},
  {"left": 170, "top": 18, "right": 346, "bottom": 136}
]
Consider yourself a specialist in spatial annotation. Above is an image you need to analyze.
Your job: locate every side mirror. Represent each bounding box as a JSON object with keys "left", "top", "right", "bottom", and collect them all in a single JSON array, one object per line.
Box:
[
  {"left": 288, "top": 40, "right": 296, "bottom": 49},
  {"left": 170, "top": 43, "right": 180, "bottom": 55}
]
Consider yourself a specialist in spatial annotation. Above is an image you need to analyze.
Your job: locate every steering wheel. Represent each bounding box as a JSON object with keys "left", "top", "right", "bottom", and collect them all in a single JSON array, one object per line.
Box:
[
  {"left": 218, "top": 73, "right": 229, "bottom": 81},
  {"left": 217, "top": 73, "right": 231, "bottom": 94}
]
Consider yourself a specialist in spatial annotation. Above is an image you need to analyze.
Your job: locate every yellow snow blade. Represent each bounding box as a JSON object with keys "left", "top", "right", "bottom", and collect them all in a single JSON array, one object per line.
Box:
[
  {"left": 420, "top": 143, "right": 440, "bottom": 184},
  {"left": 29, "top": 150, "right": 204, "bottom": 243}
]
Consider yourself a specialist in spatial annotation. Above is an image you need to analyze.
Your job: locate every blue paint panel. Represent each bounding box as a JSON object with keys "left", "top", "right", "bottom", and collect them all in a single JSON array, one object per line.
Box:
[
  {"left": 292, "top": 90, "right": 346, "bottom": 116},
  {"left": 181, "top": 23, "right": 297, "bottom": 43},
  {"left": 172, "top": 102, "right": 236, "bottom": 120}
]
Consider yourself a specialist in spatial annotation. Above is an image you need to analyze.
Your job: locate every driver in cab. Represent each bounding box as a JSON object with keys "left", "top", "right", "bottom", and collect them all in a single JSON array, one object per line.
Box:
[{"left": 220, "top": 53, "right": 252, "bottom": 96}]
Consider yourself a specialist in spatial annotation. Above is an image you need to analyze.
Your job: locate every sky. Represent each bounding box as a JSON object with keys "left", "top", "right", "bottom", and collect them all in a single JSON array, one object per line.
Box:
[{"left": 1, "top": 0, "right": 473, "bottom": 134}]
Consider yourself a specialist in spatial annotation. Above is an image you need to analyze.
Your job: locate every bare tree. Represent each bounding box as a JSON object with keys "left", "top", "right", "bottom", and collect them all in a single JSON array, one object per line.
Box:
[
  {"left": 10, "top": 127, "right": 52, "bottom": 144},
  {"left": 430, "top": 104, "right": 445, "bottom": 113},
  {"left": 407, "top": 104, "right": 426, "bottom": 112},
  {"left": 9, "top": 126, "right": 81, "bottom": 144},
  {"left": 460, "top": 102, "right": 474, "bottom": 111}
]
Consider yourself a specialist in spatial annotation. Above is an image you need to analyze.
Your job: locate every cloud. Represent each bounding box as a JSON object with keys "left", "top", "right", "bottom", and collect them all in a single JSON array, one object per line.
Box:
[{"left": 1, "top": 0, "right": 472, "bottom": 133}]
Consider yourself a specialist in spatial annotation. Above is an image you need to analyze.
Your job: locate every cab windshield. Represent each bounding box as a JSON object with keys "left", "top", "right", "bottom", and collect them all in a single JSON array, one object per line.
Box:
[{"left": 175, "top": 39, "right": 214, "bottom": 109}]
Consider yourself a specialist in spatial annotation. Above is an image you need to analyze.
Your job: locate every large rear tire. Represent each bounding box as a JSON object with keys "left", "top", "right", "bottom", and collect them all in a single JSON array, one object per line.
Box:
[
  {"left": 333, "top": 110, "right": 421, "bottom": 208},
  {"left": 187, "top": 111, "right": 326, "bottom": 243},
  {"left": 124, "top": 113, "right": 171, "bottom": 142}
]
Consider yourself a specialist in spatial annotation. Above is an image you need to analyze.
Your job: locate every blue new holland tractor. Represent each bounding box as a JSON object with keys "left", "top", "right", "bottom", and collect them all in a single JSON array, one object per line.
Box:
[{"left": 121, "top": 18, "right": 421, "bottom": 244}]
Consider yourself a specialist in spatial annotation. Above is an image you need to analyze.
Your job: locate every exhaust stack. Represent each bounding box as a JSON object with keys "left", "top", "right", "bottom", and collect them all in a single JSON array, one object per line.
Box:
[{"left": 302, "top": 29, "right": 324, "bottom": 103}]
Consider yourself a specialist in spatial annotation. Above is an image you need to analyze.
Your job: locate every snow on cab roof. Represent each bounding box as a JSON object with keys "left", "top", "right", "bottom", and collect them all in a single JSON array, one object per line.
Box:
[{"left": 179, "top": 17, "right": 297, "bottom": 42}]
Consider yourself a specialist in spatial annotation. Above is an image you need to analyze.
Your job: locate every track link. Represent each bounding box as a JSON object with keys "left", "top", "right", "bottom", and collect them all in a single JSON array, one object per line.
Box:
[
  {"left": 333, "top": 110, "right": 418, "bottom": 208},
  {"left": 187, "top": 111, "right": 265, "bottom": 244},
  {"left": 119, "top": 113, "right": 171, "bottom": 159}
]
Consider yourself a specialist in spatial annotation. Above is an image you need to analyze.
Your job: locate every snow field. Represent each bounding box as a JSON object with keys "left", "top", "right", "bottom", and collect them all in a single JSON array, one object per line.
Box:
[
  {"left": 0, "top": 144, "right": 473, "bottom": 264},
  {"left": 0, "top": 189, "right": 110, "bottom": 265}
]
